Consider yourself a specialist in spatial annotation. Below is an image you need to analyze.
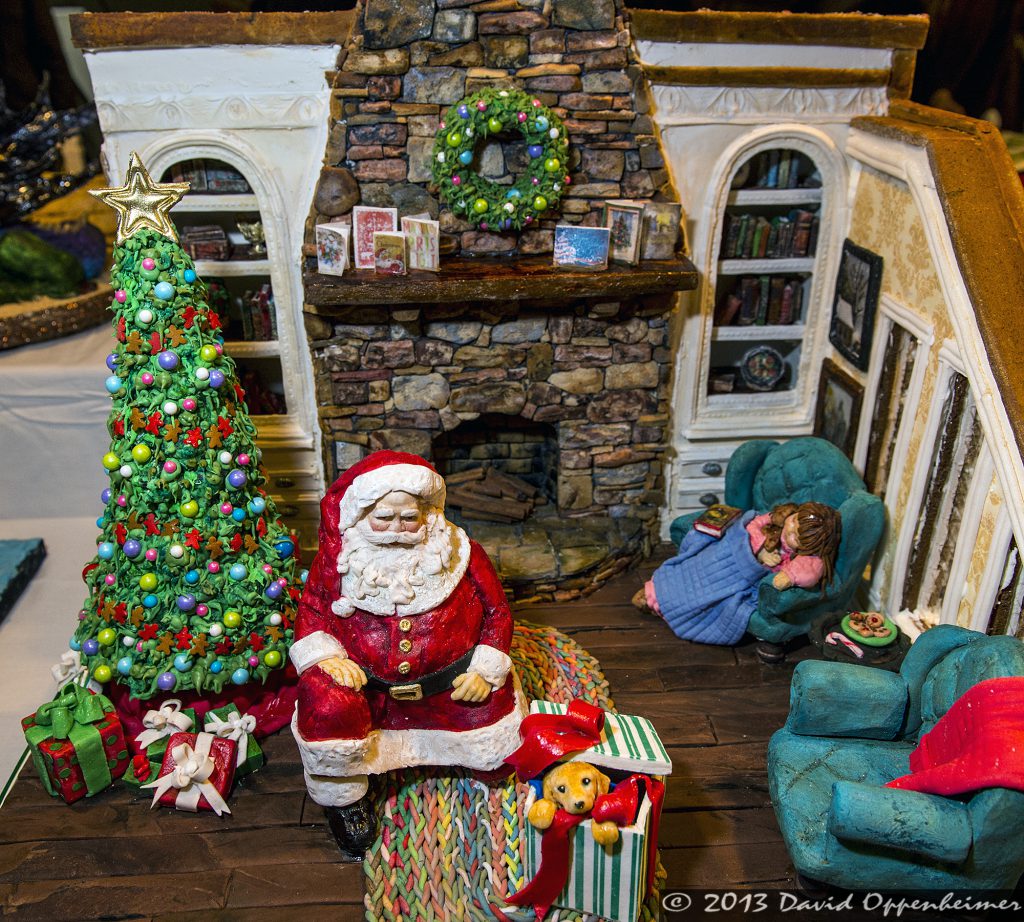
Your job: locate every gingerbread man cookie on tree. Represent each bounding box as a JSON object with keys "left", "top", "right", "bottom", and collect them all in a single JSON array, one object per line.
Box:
[{"left": 70, "top": 153, "right": 303, "bottom": 739}]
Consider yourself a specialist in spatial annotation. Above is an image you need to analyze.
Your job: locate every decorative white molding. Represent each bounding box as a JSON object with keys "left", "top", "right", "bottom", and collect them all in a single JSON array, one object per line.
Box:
[
  {"left": 853, "top": 293, "right": 933, "bottom": 474},
  {"left": 942, "top": 442, "right": 994, "bottom": 626},
  {"left": 650, "top": 85, "right": 888, "bottom": 126},
  {"left": 95, "top": 95, "right": 327, "bottom": 132},
  {"left": 635, "top": 40, "right": 892, "bottom": 71},
  {"left": 982, "top": 506, "right": 1019, "bottom": 634}
]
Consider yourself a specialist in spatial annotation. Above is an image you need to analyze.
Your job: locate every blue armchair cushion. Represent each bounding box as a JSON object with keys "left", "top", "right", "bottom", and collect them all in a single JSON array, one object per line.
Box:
[{"left": 785, "top": 660, "right": 907, "bottom": 740}]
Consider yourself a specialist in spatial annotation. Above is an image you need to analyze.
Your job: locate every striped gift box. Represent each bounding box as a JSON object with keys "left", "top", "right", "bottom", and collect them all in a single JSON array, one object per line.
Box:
[
  {"left": 515, "top": 701, "right": 672, "bottom": 922},
  {"left": 523, "top": 786, "right": 654, "bottom": 922}
]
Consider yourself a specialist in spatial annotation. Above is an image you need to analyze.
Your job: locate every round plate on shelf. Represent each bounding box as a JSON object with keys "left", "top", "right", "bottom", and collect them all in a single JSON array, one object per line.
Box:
[{"left": 739, "top": 344, "right": 785, "bottom": 391}]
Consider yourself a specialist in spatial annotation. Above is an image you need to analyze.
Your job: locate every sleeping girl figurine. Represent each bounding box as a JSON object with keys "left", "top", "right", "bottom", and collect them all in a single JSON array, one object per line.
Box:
[{"left": 636, "top": 502, "right": 842, "bottom": 646}]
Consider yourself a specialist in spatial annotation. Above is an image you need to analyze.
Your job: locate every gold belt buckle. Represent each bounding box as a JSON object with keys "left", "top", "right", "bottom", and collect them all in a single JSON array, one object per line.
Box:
[{"left": 389, "top": 683, "right": 423, "bottom": 701}]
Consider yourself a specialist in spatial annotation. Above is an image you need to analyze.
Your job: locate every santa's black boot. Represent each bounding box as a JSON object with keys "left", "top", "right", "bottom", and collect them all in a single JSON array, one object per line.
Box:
[{"left": 325, "top": 797, "right": 378, "bottom": 862}]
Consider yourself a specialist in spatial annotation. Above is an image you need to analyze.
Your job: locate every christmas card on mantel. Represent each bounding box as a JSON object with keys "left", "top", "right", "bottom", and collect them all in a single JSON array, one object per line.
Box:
[{"left": 58, "top": 153, "right": 304, "bottom": 752}]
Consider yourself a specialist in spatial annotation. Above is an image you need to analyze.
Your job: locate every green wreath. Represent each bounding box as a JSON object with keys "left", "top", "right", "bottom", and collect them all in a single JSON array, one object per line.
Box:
[{"left": 431, "top": 87, "right": 570, "bottom": 232}]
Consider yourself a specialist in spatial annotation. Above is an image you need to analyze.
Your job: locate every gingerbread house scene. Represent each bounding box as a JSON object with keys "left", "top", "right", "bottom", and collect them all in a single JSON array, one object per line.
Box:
[{"left": 5, "top": 0, "right": 1024, "bottom": 919}]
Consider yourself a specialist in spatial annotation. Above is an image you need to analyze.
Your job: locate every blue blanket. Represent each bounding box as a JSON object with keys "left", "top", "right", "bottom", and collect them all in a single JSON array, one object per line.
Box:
[{"left": 652, "top": 510, "right": 767, "bottom": 645}]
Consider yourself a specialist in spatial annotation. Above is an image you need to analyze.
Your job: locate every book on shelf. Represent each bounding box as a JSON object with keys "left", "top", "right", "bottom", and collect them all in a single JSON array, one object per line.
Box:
[
  {"left": 715, "top": 292, "right": 743, "bottom": 327},
  {"left": 723, "top": 214, "right": 742, "bottom": 259},
  {"left": 755, "top": 275, "right": 771, "bottom": 325},
  {"left": 738, "top": 276, "right": 759, "bottom": 326},
  {"left": 807, "top": 217, "right": 820, "bottom": 258},
  {"left": 791, "top": 210, "right": 816, "bottom": 257},
  {"left": 181, "top": 225, "right": 229, "bottom": 261},
  {"left": 777, "top": 152, "right": 791, "bottom": 190},
  {"left": 764, "top": 150, "right": 780, "bottom": 189},
  {"left": 239, "top": 283, "right": 276, "bottom": 342},
  {"left": 767, "top": 276, "right": 786, "bottom": 325},
  {"left": 778, "top": 281, "right": 795, "bottom": 326}
]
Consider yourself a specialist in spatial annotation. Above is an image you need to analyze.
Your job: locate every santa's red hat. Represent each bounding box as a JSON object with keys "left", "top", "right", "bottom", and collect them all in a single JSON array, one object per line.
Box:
[{"left": 312, "top": 451, "right": 446, "bottom": 615}]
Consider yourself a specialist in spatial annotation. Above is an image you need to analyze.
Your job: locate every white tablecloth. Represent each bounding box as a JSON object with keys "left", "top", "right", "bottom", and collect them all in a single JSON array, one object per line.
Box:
[{"left": 0, "top": 325, "right": 114, "bottom": 519}]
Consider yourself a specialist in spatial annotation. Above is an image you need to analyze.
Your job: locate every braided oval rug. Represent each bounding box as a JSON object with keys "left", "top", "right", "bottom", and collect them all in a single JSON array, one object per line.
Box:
[{"left": 361, "top": 620, "right": 666, "bottom": 922}]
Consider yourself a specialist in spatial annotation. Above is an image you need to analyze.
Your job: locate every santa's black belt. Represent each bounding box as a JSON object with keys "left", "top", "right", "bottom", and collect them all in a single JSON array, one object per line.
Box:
[{"left": 364, "top": 649, "right": 476, "bottom": 701}]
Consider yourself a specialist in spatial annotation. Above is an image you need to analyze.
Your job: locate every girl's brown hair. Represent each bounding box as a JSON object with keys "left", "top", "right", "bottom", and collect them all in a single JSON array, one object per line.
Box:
[{"left": 761, "top": 501, "right": 842, "bottom": 588}]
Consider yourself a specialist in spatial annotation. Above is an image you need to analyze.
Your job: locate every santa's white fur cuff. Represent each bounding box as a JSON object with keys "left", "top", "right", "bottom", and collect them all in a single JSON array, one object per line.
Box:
[
  {"left": 468, "top": 644, "right": 513, "bottom": 690},
  {"left": 290, "top": 630, "right": 347, "bottom": 674}
]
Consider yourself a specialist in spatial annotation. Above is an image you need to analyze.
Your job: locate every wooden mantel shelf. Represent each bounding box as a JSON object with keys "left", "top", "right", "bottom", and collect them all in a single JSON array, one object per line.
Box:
[{"left": 302, "top": 255, "right": 698, "bottom": 309}]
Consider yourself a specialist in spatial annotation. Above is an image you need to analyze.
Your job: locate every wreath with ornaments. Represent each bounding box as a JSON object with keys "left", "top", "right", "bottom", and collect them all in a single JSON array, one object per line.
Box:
[{"left": 431, "top": 87, "right": 571, "bottom": 232}]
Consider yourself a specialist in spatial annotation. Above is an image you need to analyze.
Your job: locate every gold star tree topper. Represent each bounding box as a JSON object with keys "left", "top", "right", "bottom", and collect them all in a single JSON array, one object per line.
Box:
[{"left": 90, "top": 152, "right": 189, "bottom": 244}]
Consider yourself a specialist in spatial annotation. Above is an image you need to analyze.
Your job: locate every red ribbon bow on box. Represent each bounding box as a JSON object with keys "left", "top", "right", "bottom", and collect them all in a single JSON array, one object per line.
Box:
[{"left": 504, "top": 699, "right": 606, "bottom": 781}]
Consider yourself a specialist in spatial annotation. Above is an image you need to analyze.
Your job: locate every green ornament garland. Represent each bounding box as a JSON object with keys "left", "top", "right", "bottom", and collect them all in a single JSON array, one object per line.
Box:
[{"left": 431, "top": 87, "right": 570, "bottom": 232}]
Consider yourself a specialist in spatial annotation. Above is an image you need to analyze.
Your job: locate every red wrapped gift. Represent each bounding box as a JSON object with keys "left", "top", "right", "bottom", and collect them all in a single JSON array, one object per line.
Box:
[
  {"left": 22, "top": 684, "right": 130, "bottom": 804},
  {"left": 142, "top": 731, "right": 237, "bottom": 815}
]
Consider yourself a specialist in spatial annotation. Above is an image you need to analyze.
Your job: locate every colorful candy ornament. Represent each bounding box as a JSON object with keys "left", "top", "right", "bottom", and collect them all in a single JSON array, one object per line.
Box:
[{"left": 431, "top": 87, "right": 569, "bottom": 232}]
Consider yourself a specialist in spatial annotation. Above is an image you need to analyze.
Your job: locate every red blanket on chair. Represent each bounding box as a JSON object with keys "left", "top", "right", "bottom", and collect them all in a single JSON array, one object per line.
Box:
[{"left": 887, "top": 676, "right": 1024, "bottom": 795}]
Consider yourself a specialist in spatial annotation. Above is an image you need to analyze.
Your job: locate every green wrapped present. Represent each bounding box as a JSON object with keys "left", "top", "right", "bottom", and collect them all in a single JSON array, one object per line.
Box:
[
  {"left": 203, "top": 705, "right": 264, "bottom": 775},
  {"left": 22, "top": 684, "right": 129, "bottom": 803},
  {"left": 133, "top": 699, "right": 198, "bottom": 761}
]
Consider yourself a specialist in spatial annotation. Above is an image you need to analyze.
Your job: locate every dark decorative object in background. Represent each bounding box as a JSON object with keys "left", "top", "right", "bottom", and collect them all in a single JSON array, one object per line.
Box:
[
  {"left": 829, "top": 239, "right": 882, "bottom": 371},
  {"left": 814, "top": 357, "right": 864, "bottom": 459},
  {"left": 0, "top": 77, "right": 98, "bottom": 223}
]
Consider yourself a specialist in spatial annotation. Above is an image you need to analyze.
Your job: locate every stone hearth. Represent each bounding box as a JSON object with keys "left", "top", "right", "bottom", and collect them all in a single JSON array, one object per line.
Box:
[{"left": 309, "top": 295, "right": 672, "bottom": 598}]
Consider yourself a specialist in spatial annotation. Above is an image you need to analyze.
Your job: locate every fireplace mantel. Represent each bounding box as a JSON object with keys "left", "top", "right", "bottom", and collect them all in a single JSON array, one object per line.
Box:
[{"left": 302, "top": 255, "right": 697, "bottom": 310}]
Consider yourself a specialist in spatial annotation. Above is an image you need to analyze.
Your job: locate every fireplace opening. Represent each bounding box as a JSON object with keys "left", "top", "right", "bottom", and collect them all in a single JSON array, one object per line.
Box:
[{"left": 433, "top": 415, "right": 557, "bottom": 523}]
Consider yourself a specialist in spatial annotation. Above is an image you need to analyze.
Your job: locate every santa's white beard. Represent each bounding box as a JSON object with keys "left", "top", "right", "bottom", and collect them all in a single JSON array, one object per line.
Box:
[{"left": 337, "top": 513, "right": 458, "bottom": 611}]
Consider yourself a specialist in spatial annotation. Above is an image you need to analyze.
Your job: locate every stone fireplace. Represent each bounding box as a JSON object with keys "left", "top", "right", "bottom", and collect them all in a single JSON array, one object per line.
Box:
[{"left": 306, "top": 295, "right": 676, "bottom": 598}]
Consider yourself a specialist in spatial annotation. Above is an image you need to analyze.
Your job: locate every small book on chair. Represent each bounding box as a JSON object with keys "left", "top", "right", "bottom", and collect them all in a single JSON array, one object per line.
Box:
[{"left": 693, "top": 504, "right": 743, "bottom": 538}]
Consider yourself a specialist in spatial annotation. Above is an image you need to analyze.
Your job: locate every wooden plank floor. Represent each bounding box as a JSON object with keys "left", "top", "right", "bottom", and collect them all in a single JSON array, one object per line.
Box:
[{"left": 0, "top": 548, "right": 809, "bottom": 920}]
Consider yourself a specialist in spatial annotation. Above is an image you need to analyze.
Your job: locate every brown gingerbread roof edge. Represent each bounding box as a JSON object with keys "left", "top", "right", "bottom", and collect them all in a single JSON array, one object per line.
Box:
[
  {"left": 628, "top": 9, "right": 929, "bottom": 50},
  {"left": 854, "top": 100, "right": 1024, "bottom": 461},
  {"left": 70, "top": 11, "right": 354, "bottom": 50}
]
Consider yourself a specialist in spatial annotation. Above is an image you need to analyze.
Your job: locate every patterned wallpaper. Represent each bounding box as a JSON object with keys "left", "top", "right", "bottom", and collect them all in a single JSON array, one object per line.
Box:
[{"left": 847, "top": 166, "right": 1000, "bottom": 626}]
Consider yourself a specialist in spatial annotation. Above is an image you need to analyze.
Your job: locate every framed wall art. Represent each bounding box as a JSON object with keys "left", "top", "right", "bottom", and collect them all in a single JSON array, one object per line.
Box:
[
  {"left": 829, "top": 239, "right": 883, "bottom": 370},
  {"left": 814, "top": 358, "right": 865, "bottom": 459}
]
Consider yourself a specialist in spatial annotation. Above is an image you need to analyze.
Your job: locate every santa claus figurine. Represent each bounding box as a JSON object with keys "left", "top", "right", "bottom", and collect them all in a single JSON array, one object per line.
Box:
[{"left": 291, "top": 450, "right": 526, "bottom": 858}]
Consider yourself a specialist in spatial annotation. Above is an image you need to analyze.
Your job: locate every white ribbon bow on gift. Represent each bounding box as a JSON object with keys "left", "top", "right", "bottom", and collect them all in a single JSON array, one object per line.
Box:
[
  {"left": 51, "top": 650, "right": 87, "bottom": 688},
  {"left": 51, "top": 650, "right": 103, "bottom": 693},
  {"left": 134, "top": 699, "right": 194, "bottom": 750},
  {"left": 141, "top": 732, "right": 232, "bottom": 815},
  {"left": 204, "top": 709, "right": 256, "bottom": 768}
]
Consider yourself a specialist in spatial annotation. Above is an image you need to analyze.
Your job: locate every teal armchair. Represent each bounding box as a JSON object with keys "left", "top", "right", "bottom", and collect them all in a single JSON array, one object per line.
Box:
[
  {"left": 668, "top": 438, "right": 885, "bottom": 647},
  {"left": 768, "top": 625, "right": 1024, "bottom": 890}
]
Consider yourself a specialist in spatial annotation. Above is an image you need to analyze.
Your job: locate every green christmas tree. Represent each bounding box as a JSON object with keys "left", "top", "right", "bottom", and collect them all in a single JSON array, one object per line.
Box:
[{"left": 71, "top": 153, "right": 302, "bottom": 700}]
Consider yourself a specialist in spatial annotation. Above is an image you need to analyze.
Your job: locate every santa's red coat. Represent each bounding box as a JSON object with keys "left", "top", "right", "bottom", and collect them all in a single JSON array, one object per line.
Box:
[{"left": 295, "top": 537, "right": 515, "bottom": 741}]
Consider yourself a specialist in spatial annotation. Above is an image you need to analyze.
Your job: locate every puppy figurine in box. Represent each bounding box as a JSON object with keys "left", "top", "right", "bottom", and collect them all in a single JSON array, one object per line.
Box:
[{"left": 528, "top": 762, "right": 621, "bottom": 846}]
